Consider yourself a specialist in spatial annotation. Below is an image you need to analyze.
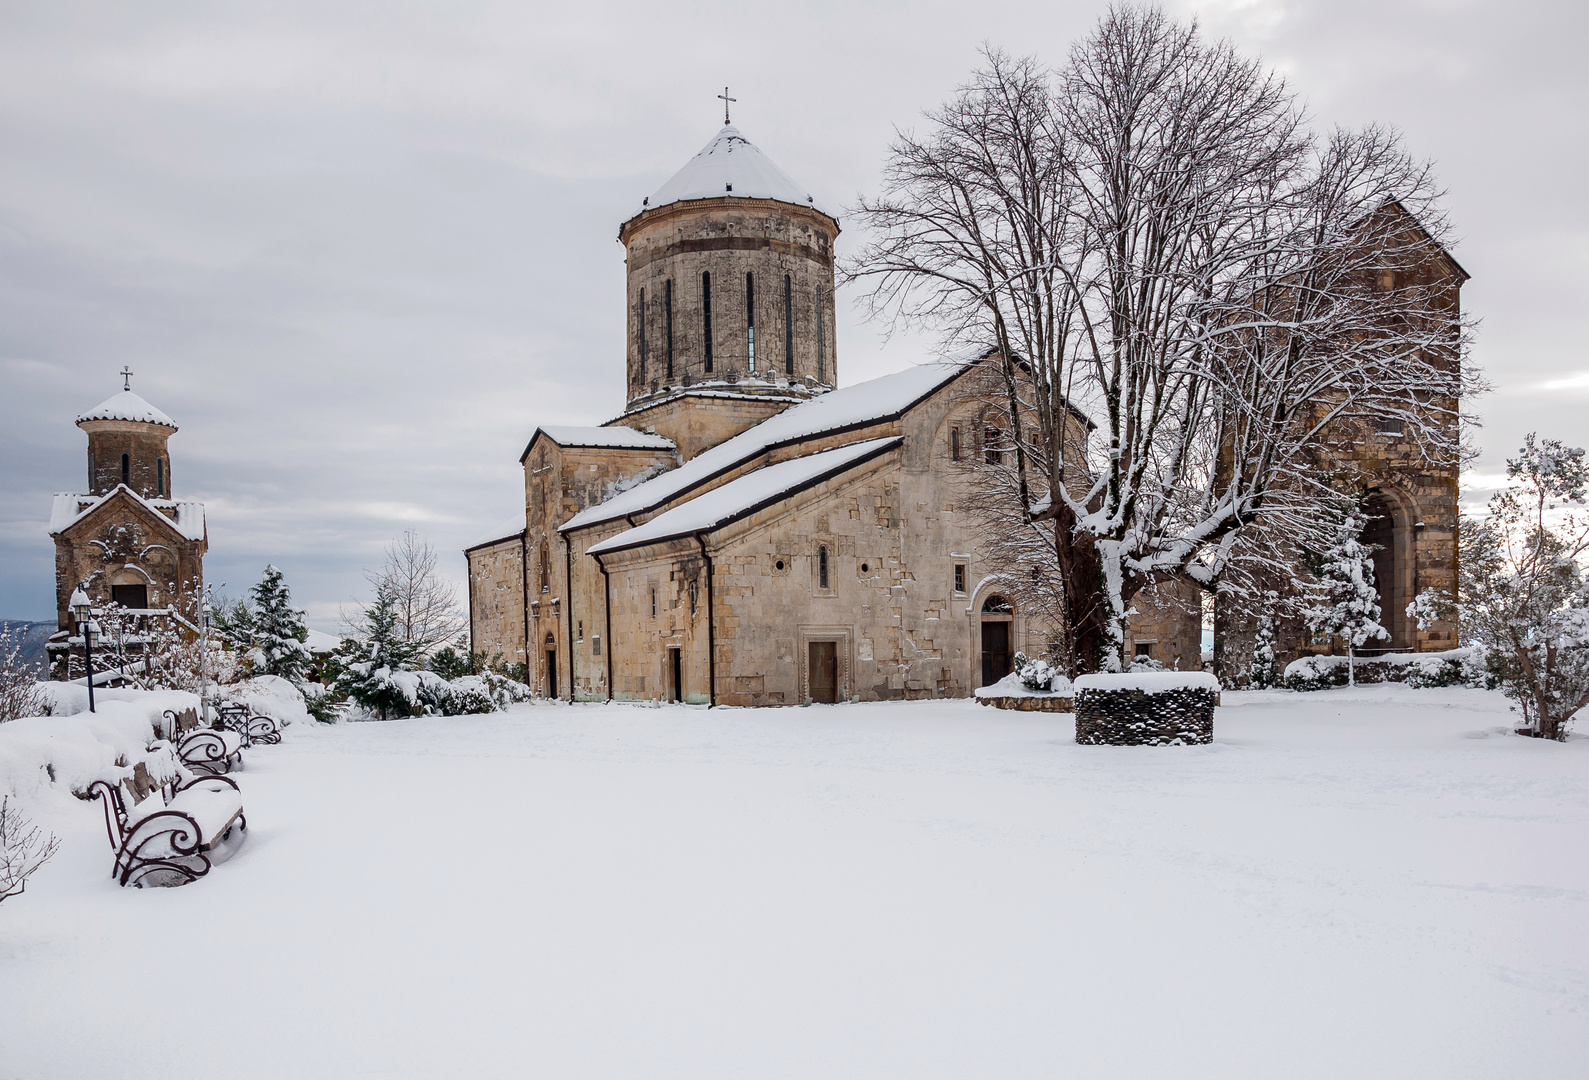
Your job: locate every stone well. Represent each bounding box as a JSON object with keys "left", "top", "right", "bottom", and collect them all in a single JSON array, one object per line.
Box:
[{"left": 1073, "top": 673, "right": 1220, "bottom": 746}]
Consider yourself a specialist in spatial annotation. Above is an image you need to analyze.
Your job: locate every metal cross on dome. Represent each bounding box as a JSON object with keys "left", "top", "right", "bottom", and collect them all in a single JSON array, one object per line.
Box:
[
  {"left": 120, "top": 366, "right": 134, "bottom": 391},
  {"left": 717, "top": 87, "right": 736, "bottom": 125}
]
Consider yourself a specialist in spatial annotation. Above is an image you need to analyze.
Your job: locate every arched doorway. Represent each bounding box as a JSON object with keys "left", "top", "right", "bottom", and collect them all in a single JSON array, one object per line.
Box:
[
  {"left": 980, "top": 595, "right": 1014, "bottom": 686},
  {"left": 1360, "top": 493, "right": 1407, "bottom": 651}
]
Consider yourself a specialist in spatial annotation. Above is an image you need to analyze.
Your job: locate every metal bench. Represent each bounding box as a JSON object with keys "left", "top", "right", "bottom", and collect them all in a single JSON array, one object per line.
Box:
[
  {"left": 164, "top": 706, "right": 245, "bottom": 775},
  {"left": 217, "top": 701, "right": 282, "bottom": 747},
  {"left": 87, "top": 758, "right": 247, "bottom": 888}
]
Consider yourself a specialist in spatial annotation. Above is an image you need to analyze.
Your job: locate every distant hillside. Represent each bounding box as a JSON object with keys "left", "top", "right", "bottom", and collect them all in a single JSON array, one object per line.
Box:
[{"left": 2, "top": 620, "right": 55, "bottom": 676}]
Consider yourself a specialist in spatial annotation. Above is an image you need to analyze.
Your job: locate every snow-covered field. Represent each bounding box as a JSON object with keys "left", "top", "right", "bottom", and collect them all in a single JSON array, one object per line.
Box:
[{"left": 2, "top": 687, "right": 1586, "bottom": 1079}]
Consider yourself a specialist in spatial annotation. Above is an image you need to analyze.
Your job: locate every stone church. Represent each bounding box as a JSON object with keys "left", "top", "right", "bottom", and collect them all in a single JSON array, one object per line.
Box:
[
  {"left": 47, "top": 384, "right": 207, "bottom": 676},
  {"left": 466, "top": 124, "right": 1464, "bottom": 702}
]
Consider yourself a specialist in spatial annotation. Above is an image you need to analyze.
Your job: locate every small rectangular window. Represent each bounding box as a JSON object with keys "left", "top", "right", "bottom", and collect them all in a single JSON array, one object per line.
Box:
[
  {"left": 1372, "top": 417, "right": 1404, "bottom": 437},
  {"left": 1135, "top": 642, "right": 1152, "bottom": 658},
  {"left": 818, "top": 546, "right": 829, "bottom": 590},
  {"left": 954, "top": 564, "right": 966, "bottom": 594},
  {"left": 577, "top": 620, "right": 583, "bottom": 642},
  {"left": 950, "top": 427, "right": 961, "bottom": 462},
  {"left": 593, "top": 635, "right": 602, "bottom": 656},
  {"left": 651, "top": 588, "right": 657, "bottom": 618}
]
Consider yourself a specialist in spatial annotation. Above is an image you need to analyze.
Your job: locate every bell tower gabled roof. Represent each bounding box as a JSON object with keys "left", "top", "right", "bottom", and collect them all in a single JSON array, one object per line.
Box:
[{"left": 639, "top": 125, "right": 821, "bottom": 215}]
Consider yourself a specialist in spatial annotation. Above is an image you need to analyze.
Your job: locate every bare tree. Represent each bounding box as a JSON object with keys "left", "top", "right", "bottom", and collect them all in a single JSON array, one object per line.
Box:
[
  {"left": 846, "top": 6, "right": 1479, "bottom": 672},
  {"left": 1, "top": 796, "right": 61, "bottom": 903},
  {"left": 0, "top": 623, "right": 46, "bottom": 723},
  {"left": 355, "top": 530, "right": 466, "bottom": 657}
]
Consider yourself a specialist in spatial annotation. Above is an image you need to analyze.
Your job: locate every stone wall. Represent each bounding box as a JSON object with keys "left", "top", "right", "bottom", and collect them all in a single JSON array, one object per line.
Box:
[
  {"left": 465, "top": 532, "right": 526, "bottom": 666},
  {"left": 1075, "top": 686, "right": 1216, "bottom": 746}
]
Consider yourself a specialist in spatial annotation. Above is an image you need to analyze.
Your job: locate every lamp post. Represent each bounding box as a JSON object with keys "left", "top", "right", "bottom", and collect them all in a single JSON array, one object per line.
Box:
[
  {"left": 199, "top": 590, "right": 213, "bottom": 725},
  {"left": 70, "top": 587, "right": 96, "bottom": 713}
]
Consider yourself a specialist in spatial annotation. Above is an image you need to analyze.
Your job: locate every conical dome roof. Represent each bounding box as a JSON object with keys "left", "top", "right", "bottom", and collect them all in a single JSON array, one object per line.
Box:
[
  {"left": 642, "top": 126, "right": 822, "bottom": 215},
  {"left": 76, "top": 389, "right": 177, "bottom": 429}
]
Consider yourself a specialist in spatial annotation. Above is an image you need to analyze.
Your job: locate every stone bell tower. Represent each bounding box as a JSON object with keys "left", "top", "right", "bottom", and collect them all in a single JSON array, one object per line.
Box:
[
  {"left": 614, "top": 124, "right": 841, "bottom": 460},
  {"left": 78, "top": 382, "right": 179, "bottom": 500}
]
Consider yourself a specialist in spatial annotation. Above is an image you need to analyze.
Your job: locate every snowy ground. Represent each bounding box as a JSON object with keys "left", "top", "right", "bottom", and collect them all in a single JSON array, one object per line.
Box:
[{"left": 2, "top": 687, "right": 1586, "bottom": 1079}]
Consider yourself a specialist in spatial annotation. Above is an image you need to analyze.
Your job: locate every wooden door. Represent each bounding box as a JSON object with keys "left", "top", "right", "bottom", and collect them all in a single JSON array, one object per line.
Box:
[
  {"left": 808, "top": 641, "right": 838, "bottom": 704},
  {"left": 981, "top": 621, "right": 1011, "bottom": 686},
  {"left": 669, "top": 648, "right": 683, "bottom": 702}
]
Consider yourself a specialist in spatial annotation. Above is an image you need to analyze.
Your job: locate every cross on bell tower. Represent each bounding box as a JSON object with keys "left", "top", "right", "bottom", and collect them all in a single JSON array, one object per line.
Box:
[
  {"left": 120, "top": 366, "right": 134, "bottom": 391},
  {"left": 717, "top": 87, "right": 736, "bottom": 125}
]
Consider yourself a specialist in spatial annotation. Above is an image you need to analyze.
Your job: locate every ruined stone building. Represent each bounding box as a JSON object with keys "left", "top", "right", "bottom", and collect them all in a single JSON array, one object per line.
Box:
[
  {"left": 466, "top": 125, "right": 1464, "bottom": 701},
  {"left": 47, "top": 386, "right": 207, "bottom": 676}
]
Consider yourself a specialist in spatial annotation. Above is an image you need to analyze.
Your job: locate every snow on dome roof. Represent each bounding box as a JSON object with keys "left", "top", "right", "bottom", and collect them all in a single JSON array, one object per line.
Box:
[
  {"left": 76, "top": 390, "right": 176, "bottom": 429},
  {"left": 642, "top": 126, "right": 821, "bottom": 215}
]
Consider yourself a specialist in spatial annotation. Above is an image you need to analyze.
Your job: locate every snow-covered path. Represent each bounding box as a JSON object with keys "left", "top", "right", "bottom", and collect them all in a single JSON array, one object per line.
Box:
[{"left": 3, "top": 688, "right": 1586, "bottom": 1078}]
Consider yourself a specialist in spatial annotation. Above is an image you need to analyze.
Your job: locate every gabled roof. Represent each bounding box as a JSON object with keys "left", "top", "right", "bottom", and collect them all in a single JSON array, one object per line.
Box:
[
  {"left": 637, "top": 125, "right": 823, "bottom": 216},
  {"left": 587, "top": 438, "right": 901, "bottom": 556},
  {"left": 561, "top": 360, "right": 977, "bottom": 535},
  {"left": 518, "top": 425, "right": 676, "bottom": 464},
  {"left": 76, "top": 390, "right": 177, "bottom": 428},
  {"left": 50, "top": 486, "right": 206, "bottom": 543}
]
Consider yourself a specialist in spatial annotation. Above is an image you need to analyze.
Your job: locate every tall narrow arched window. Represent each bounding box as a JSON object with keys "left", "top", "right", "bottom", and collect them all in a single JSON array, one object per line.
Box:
[
  {"left": 638, "top": 287, "right": 647, "bottom": 381},
  {"left": 818, "top": 545, "right": 829, "bottom": 590},
  {"left": 156, "top": 457, "right": 164, "bottom": 497},
  {"left": 745, "top": 271, "right": 756, "bottom": 371},
  {"left": 816, "top": 286, "right": 826, "bottom": 383},
  {"left": 984, "top": 427, "right": 1004, "bottom": 466},
  {"left": 784, "top": 274, "right": 794, "bottom": 375},
  {"left": 88, "top": 451, "right": 94, "bottom": 489},
  {"left": 702, "top": 271, "right": 713, "bottom": 373},
  {"left": 665, "top": 279, "right": 674, "bottom": 380},
  {"left": 539, "top": 542, "right": 550, "bottom": 594},
  {"left": 120, "top": 453, "right": 130, "bottom": 487}
]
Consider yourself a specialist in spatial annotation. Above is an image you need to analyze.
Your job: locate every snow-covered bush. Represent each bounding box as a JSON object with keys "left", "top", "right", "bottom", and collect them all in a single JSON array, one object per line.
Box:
[
  {"left": 1411, "top": 435, "right": 1589, "bottom": 738},
  {"left": 1012, "top": 652, "right": 1060, "bottom": 691},
  {"left": 1282, "top": 648, "right": 1487, "bottom": 692},
  {"left": 228, "top": 675, "right": 312, "bottom": 728},
  {"left": 299, "top": 682, "right": 341, "bottom": 724}
]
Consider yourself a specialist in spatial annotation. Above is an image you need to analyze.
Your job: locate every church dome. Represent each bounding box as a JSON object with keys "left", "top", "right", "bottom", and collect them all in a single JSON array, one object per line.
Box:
[
  {"left": 77, "top": 389, "right": 177, "bottom": 430},
  {"left": 641, "top": 126, "right": 820, "bottom": 214}
]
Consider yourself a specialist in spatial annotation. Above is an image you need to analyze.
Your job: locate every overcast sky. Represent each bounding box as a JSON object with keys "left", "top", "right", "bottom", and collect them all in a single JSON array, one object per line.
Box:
[{"left": 3, "top": 0, "right": 1584, "bottom": 630}]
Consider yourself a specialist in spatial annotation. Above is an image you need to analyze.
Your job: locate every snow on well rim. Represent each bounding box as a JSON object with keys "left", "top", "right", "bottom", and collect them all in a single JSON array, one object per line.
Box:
[{"left": 1074, "top": 672, "right": 1222, "bottom": 692}]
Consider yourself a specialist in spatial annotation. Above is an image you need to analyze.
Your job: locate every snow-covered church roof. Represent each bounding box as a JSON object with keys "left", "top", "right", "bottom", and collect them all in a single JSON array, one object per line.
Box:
[
  {"left": 641, "top": 126, "right": 823, "bottom": 216},
  {"left": 49, "top": 488, "right": 206, "bottom": 541},
  {"left": 587, "top": 438, "right": 901, "bottom": 555},
  {"left": 76, "top": 390, "right": 177, "bottom": 429},
  {"left": 562, "top": 360, "right": 973, "bottom": 535}
]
